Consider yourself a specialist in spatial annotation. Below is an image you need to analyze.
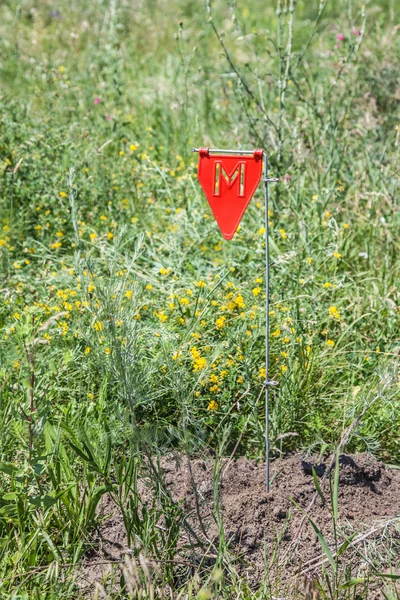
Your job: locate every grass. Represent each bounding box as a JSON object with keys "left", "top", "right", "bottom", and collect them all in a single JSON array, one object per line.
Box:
[{"left": 0, "top": 0, "right": 399, "bottom": 597}]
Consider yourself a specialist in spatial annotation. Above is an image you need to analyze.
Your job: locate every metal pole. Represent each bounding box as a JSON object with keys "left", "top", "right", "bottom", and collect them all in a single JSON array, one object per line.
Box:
[
  {"left": 264, "top": 152, "right": 270, "bottom": 493},
  {"left": 192, "top": 147, "right": 255, "bottom": 155}
]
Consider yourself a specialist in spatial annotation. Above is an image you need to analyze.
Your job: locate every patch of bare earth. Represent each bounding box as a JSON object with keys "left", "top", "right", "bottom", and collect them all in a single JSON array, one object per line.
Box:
[{"left": 78, "top": 453, "right": 400, "bottom": 596}]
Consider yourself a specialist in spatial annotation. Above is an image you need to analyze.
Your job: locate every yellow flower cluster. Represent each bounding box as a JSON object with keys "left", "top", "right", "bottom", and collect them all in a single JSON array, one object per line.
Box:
[
  {"left": 215, "top": 315, "right": 226, "bottom": 330},
  {"left": 329, "top": 306, "right": 341, "bottom": 320},
  {"left": 207, "top": 400, "right": 218, "bottom": 411},
  {"left": 191, "top": 346, "right": 207, "bottom": 372},
  {"left": 154, "top": 310, "right": 167, "bottom": 322}
]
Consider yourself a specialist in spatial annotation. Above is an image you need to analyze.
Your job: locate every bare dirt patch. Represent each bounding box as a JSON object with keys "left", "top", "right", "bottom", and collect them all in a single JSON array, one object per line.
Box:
[{"left": 79, "top": 453, "right": 400, "bottom": 596}]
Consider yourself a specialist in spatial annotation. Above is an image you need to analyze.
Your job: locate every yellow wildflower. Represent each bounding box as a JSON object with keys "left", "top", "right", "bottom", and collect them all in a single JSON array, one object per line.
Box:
[
  {"left": 215, "top": 315, "right": 226, "bottom": 330},
  {"left": 329, "top": 306, "right": 341, "bottom": 320},
  {"left": 207, "top": 400, "right": 218, "bottom": 411},
  {"left": 326, "top": 339, "right": 335, "bottom": 347},
  {"left": 234, "top": 294, "right": 245, "bottom": 309},
  {"left": 155, "top": 311, "right": 167, "bottom": 322},
  {"left": 191, "top": 346, "right": 207, "bottom": 371},
  {"left": 58, "top": 321, "right": 69, "bottom": 336}
]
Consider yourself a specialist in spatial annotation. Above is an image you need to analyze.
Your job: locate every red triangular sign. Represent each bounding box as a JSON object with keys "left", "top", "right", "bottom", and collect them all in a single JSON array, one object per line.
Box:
[{"left": 197, "top": 148, "right": 263, "bottom": 240}]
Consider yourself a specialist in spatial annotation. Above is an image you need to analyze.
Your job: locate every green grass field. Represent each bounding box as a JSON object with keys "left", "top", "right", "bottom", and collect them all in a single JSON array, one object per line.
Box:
[{"left": 0, "top": 0, "right": 399, "bottom": 597}]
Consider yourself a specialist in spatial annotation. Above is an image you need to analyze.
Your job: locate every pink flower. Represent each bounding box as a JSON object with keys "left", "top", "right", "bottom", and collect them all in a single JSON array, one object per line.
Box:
[
  {"left": 336, "top": 33, "right": 344, "bottom": 42},
  {"left": 283, "top": 174, "right": 291, "bottom": 183},
  {"left": 105, "top": 115, "right": 112, "bottom": 121},
  {"left": 352, "top": 28, "right": 360, "bottom": 36},
  {"left": 94, "top": 97, "right": 101, "bottom": 105}
]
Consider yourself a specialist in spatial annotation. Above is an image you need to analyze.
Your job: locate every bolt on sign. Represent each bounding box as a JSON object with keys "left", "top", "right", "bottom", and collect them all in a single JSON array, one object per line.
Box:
[
  {"left": 193, "top": 146, "right": 278, "bottom": 493},
  {"left": 196, "top": 147, "right": 264, "bottom": 240}
]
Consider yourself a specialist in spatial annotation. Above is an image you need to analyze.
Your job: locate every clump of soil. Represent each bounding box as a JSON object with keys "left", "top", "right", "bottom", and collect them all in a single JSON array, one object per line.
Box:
[{"left": 80, "top": 453, "right": 400, "bottom": 594}]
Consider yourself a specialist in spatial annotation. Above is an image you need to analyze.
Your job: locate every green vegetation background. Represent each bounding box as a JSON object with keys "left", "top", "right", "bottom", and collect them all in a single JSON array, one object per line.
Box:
[{"left": 0, "top": 0, "right": 399, "bottom": 595}]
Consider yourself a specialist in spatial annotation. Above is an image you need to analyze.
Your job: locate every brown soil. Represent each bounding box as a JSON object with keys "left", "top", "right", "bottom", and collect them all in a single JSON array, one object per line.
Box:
[{"left": 80, "top": 453, "right": 400, "bottom": 597}]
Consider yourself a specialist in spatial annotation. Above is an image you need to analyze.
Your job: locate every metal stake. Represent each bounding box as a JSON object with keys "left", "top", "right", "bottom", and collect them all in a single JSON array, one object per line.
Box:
[
  {"left": 264, "top": 154, "right": 270, "bottom": 492},
  {"left": 263, "top": 155, "right": 279, "bottom": 493}
]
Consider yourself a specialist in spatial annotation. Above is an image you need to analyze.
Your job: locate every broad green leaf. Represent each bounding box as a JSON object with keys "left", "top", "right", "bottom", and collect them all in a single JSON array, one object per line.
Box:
[
  {"left": 2, "top": 492, "right": 18, "bottom": 501},
  {"left": 28, "top": 494, "right": 58, "bottom": 507},
  {"left": 0, "top": 462, "right": 22, "bottom": 476}
]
